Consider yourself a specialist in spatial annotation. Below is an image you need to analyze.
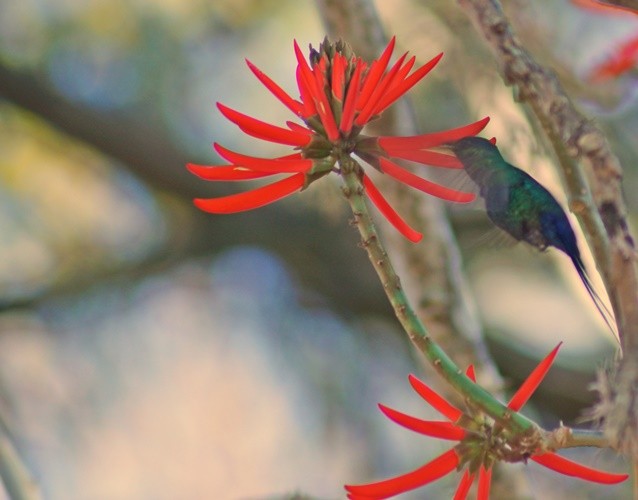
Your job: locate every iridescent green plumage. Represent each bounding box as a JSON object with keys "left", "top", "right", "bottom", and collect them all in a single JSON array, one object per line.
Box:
[{"left": 448, "top": 137, "right": 614, "bottom": 333}]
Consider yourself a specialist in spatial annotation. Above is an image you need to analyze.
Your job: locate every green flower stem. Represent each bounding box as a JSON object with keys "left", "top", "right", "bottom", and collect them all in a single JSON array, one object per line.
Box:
[{"left": 338, "top": 154, "right": 533, "bottom": 432}]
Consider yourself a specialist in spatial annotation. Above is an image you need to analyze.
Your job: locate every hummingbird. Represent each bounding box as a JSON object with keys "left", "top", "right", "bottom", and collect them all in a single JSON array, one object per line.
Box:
[{"left": 445, "top": 136, "right": 615, "bottom": 333}]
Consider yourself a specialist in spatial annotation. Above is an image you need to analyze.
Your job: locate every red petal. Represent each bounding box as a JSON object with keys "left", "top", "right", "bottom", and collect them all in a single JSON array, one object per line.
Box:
[
  {"left": 344, "top": 448, "right": 459, "bottom": 498},
  {"left": 340, "top": 60, "right": 364, "bottom": 135},
  {"left": 187, "top": 163, "right": 274, "bottom": 181},
  {"left": 356, "top": 36, "right": 396, "bottom": 112},
  {"left": 408, "top": 374, "right": 463, "bottom": 421},
  {"left": 214, "top": 144, "right": 312, "bottom": 173},
  {"left": 385, "top": 148, "right": 464, "bottom": 168},
  {"left": 377, "top": 117, "right": 491, "bottom": 151},
  {"left": 465, "top": 365, "right": 476, "bottom": 382},
  {"left": 296, "top": 66, "right": 317, "bottom": 117},
  {"left": 362, "top": 175, "right": 422, "bottom": 242},
  {"left": 355, "top": 52, "right": 408, "bottom": 126},
  {"left": 507, "top": 342, "right": 562, "bottom": 411},
  {"left": 379, "top": 157, "right": 475, "bottom": 203},
  {"left": 217, "top": 103, "right": 311, "bottom": 147},
  {"left": 532, "top": 452, "right": 629, "bottom": 484},
  {"left": 477, "top": 466, "right": 492, "bottom": 500},
  {"left": 331, "top": 52, "right": 346, "bottom": 102},
  {"left": 312, "top": 62, "right": 340, "bottom": 141},
  {"left": 392, "top": 55, "right": 416, "bottom": 87},
  {"left": 372, "top": 52, "right": 443, "bottom": 117},
  {"left": 453, "top": 470, "right": 475, "bottom": 500},
  {"left": 193, "top": 173, "right": 305, "bottom": 213},
  {"left": 245, "top": 59, "right": 304, "bottom": 116},
  {"left": 294, "top": 40, "right": 316, "bottom": 87},
  {"left": 590, "top": 35, "right": 638, "bottom": 81},
  {"left": 286, "top": 121, "right": 312, "bottom": 134},
  {"left": 378, "top": 404, "right": 466, "bottom": 440},
  {"left": 294, "top": 40, "right": 339, "bottom": 140}
]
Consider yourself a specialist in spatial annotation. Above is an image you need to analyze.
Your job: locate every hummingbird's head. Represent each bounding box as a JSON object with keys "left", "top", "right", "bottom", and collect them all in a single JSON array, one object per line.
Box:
[
  {"left": 438, "top": 137, "right": 504, "bottom": 185},
  {"left": 444, "top": 136, "right": 503, "bottom": 167},
  {"left": 429, "top": 137, "right": 498, "bottom": 160}
]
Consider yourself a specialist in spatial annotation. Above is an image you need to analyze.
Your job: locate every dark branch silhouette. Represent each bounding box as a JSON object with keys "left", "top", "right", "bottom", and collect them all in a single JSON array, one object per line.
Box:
[{"left": 0, "top": 61, "right": 391, "bottom": 317}]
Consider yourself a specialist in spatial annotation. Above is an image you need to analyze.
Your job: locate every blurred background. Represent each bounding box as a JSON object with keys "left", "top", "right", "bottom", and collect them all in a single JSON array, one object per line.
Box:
[{"left": 0, "top": 0, "right": 635, "bottom": 498}]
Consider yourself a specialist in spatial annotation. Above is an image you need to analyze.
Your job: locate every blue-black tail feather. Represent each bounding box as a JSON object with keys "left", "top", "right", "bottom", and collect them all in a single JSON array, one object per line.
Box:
[
  {"left": 541, "top": 210, "right": 616, "bottom": 335},
  {"left": 569, "top": 253, "right": 616, "bottom": 335}
]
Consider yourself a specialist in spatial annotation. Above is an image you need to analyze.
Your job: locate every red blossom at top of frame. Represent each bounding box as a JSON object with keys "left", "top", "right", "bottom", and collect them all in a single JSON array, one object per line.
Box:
[
  {"left": 572, "top": 0, "right": 638, "bottom": 80},
  {"left": 590, "top": 34, "right": 638, "bottom": 80}
]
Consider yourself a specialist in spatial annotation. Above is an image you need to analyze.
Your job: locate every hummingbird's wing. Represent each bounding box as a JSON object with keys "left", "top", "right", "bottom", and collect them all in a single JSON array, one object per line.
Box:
[{"left": 482, "top": 176, "right": 511, "bottom": 219}]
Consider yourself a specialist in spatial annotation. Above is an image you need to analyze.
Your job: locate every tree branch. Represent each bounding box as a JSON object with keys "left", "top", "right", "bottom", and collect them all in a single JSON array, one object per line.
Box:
[
  {"left": 314, "top": 0, "right": 500, "bottom": 390},
  {"left": 0, "top": 62, "right": 392, "bottom": 318},
  {"left": 314, "top": 0, "right": 531, "bottom": 495}
]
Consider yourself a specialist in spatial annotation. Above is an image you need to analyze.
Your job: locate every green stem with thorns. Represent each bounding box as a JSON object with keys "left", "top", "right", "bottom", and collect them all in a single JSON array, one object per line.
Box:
[{"left": 338, "top": 154, "right": 534, "bottom": 432}]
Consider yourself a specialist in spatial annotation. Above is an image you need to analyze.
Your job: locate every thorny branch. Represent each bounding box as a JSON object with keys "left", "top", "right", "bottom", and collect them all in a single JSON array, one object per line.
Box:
[
  {"left": 313, "top": 0, "right": 501, "bottom": 396},
  {"left": 313, "top": 0, "right": 530, "bottom": 496}
]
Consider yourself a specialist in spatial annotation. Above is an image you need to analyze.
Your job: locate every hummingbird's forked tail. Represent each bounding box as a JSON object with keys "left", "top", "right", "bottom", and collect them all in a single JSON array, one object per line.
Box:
[{"left": 570, "top": 253, "right": 617, "bottom": 336}]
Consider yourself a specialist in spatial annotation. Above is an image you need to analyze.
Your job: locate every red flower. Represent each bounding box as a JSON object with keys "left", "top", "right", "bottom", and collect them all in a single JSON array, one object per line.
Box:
[
  {"left": 572, "top": 0, "right": 638, "bottom": 81},
  {"left": 590, "top": 35, "right": 638, "bottom": 81},
  {"left": 188, "top": 37, "right": 490, "bottom": 242},
  {"left": 345, "top": 343, "right": 628, "bottom": 499}
]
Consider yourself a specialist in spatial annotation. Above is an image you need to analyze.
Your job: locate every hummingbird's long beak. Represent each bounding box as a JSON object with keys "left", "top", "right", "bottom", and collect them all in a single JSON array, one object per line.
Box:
[{"left": 427, "top": 144, "right": 455, "bottom": 155}]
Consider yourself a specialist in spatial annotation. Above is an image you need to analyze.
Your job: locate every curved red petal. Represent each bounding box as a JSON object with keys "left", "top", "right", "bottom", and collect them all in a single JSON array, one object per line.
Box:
[
  {"left": 386, "top": 148, "right": 464, "bottom": 168},
  {"left": 362, "top": 175, "right": 422, "bottom": 242},
  {"left": 344, "top": 448, "right": 459, "bottom": 499},
  {"left": 532, "top": 452, "right": 629, "bottom": 484},
  {"left": 296, "top": 66, "right": 317, "bottom": 117},
  {"left": 408, "top": 374, "right": 463, "bottom": 421},
  {"left": 393, "top": 55, "right": 416, "bottom": 85},
  {"left": 356, "top": 36, "right": 396, "bottom": 112},
  {"left": 355, "top": 52, "right": 408, "bottom": 126},
  {"left": 214, "top": 144, "right": 312, "bottom": 173},
  {"left": 245, "top": 59, "right": 304, "bottom": 116},
  {"left": 217, "top": 103, "right": 311, "bottom": 147},
  {"left": 378, "top": 117, "right": 491, "bottom": 151},
  {"left": 453, "top": 470, "right": 475, "bottom": 500},
  {"left": 286, "top": 121, "right": 313, "bottom": 134},
  {"left": 379, "top": 157, "right": 475, "bottom": 203},
  {"left": 372, "top": 52, "right": 443, "bottom": 117},
  {"left": 590, "top": 35, "right": 638, "bottom": 81},
  {"left": 507, "top": 342, "right": 562, "bottom": 411},
  {"left": 312, "top": 63, "right": 340, "bottom": 141},
  {"left": 293, "top": 40, "right": 314, "bottom": 83},
  {"left": 187, "top": 163, "right": 275, "bottom": 181},
  {"left": 340, "top": 61, "right": 364, "bottom": 135},
  {"left": 294, "top": 40, "right": 340, "bottom": 140},
  {"left": 465, "top": 365, "right": 476, "bottom": 382},
  {"left": 193, "top": 173, "right": 305, "bottom": 213},
  {"left": 477, "top": 466, "right": 492, "bottom": 500},
  {"left": 331, "top": 52, "right": 346, "bottom": 102},
  {"left": 378, "top": 404, "right": 466, "bottom": 440}
]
